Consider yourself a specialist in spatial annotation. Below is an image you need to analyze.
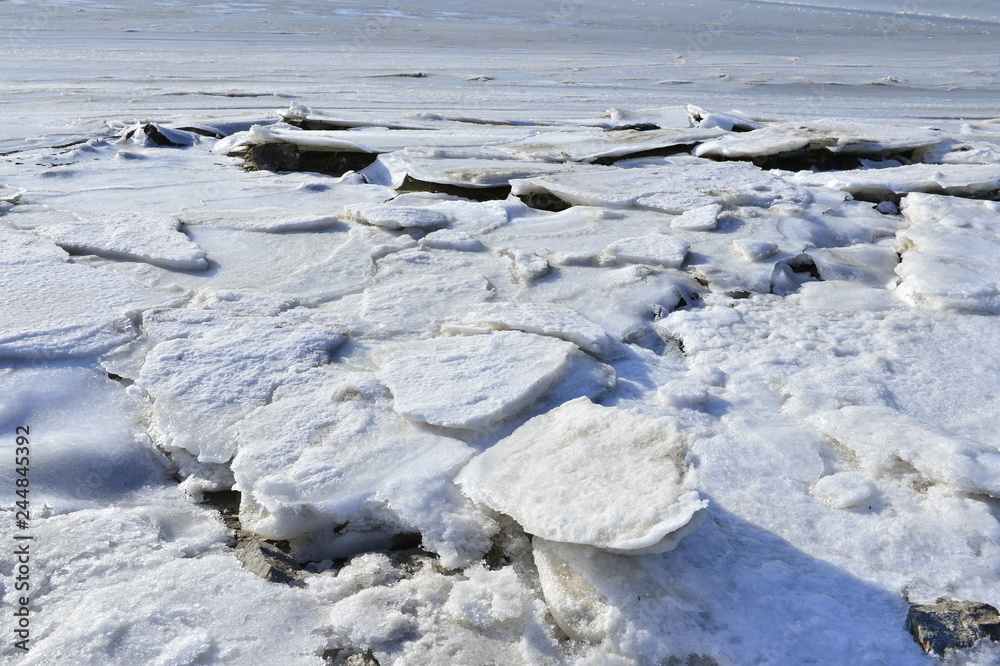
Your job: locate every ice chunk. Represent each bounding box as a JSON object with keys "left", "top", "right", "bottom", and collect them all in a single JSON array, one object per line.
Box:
[
  {"left": 360, "top": 249, "right": 495, "bottom": 337},
  {"left": 807, "top": 244, "right": 900, "bottom": 287},
  {"left": 694, "top": 120, "right": 941, "bottom": 159},
  {"left": 605, "top": 234, "right": 689, "bottom": 269},
  {"left": 448, "top": 302, "right": 617, "bottom": 358},
  {"left": 499, "top": 248, "right": 550, "bottom": 283},
  {"left": 511, "top": 161, "right": 810, "bottom": 213},
  {"left": 896, "top": 193, "right": 1000, "bottom": 313},
  {"left": 494, "top": 126, "right": 725, "bottom": 162},
  {"left": 179, "top": 209, "right": 343, "bottom": 232},
  {"left": 377, "top": 151, "right": 609, "bottom": 188},
  {"left": 812, "top": 406, "right": 1000, "bottom": 497},
  {"left": 671, "top": 203, "right": 721, "bottom": 231},
  {"left": 377, "top": 331, "right": 577, "bottom": 430},
  {"left": 232, "top": 368, "right": 494, "bottom": 568},
  {"left": 35, "top": 212, "right": 208, "bottom": 271},
  {"left": 457, "top": 397, "right": 708, "bottom": 554},
  {"left": 139, "top": 311, "right": 346, "bottom": 463},
  {"left": 790, "top": 163, "right": 1000, "bottom": 198},
  {"left": 687, "top": 104, "right": 763, "bottom": 132},
  {"left": 732, "top": 239, "right": 779, "bottom": 262},
  {"left": 419, "top": 229, "right": 486, "bottom": 252},
  {"left": 342, "top": 202, "right": 449, "bottom": 230},
  {"left": 0, "top": 229, "right": 180, "bottom": 359},
  {"left": 215, "top": 122, "right": 538, "bottom": 155}
]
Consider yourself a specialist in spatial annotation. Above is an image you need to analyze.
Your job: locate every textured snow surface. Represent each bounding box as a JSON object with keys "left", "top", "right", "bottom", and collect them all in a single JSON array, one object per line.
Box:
[{"left": 4, "top": 1, "right": 1000, "bottom": 664}]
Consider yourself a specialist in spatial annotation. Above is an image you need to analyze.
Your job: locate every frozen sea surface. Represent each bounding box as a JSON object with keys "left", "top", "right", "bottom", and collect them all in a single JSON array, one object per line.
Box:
[{"left": 2, "top": 1, "right": 1000, "bottom": 664}]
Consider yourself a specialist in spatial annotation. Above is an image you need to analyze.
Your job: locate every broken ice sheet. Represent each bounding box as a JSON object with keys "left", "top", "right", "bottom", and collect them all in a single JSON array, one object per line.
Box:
[
  {"left": 341, "top": 202, "right": 449, "bottom": 230},
  {"left": 896, "top": 193, "right": 1000, "bottom": 313},
  {"left": 789, "top": 163, "right": 1000, "bottom": 198},
  {"left": 457, "top": 397, "right": 708, "bottom": 554},
  {"left": 232, "top": 368, "right": 495, "bottom": 568},
  {"left": 359, "top": 248, "right": 496, "bottom": 338},
  {"left": 375, "top": 151, "right": 611, "bottom": 189},
  {"left": 811, "top": 406, "right": 1000, "bottom": 497},
  {"left": 446, "top": 301, "right": 618, "bottom": 359},
  {"left": 492, "top": 126, "right": 725, "bottom": 162},
  {"left": 138, "top": 310, "right": 346, "bottom": 464},
  {"left": 604, "top": 233, "right": 689, "bottom": 269},
  {"left": 376, "top": 331, "right": 578, "bottom": 430},
  {"left": 34, "top": 212, "right": 208, "bottom": 271},
  {"left": 510, "top": 160, "right": 811, "bottom": 213},
  {"left": 0, "top": 229, "right": 183, "bottom": 360},
  {"left": 693, "top": 119, "right": 942, "bottom": 159}
]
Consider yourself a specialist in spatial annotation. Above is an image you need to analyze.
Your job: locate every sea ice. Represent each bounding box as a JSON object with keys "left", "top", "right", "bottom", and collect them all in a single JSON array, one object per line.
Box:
[
  {"left": 605, "top": 234, "right": 689, "bottom": 269},
  {"left": 341, "top": 202, "right": 449, "bottom": 230},
  {"left": 138, "top": 310, "right": 347, "bottom": 464},
  {"left": 511, "top": 161, "right": 811, "bottom": 213},
  {"left": 232, "top": 368, "right": 494, "bottom": 567},
  {"left": 0, "top": 229, "right": 182, "bottom": 359},
  {"left": 790, "top": 163, "right": 1000, "bottom": 198},
  {"left": 694, "top": 120, "right": 942, "bottom": 159},
  {"left": 377, "top": 331, "right": 577, "bottom": 430},
  {"left": 896, "top": 192, "right": 1000, "bottom": 313},
  {"left": 457, "top": 397, "right": 708, "bottom": 554},
  {"left": 34, "top": 212, "right": 208, "bottom": 271},
  {"left": 447, "top": 302, "right": 618, "bottom": 358}
]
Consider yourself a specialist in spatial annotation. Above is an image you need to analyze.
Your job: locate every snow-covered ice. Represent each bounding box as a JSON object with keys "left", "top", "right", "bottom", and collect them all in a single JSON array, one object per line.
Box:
[{"left": 3, "top": 0, "right": 1000, "bottom": 664}]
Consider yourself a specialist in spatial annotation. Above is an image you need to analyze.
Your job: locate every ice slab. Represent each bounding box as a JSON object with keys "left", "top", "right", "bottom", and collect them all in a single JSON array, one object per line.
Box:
[
  {"left": 695, "top": 120, "right": 942, "bottom": 159},
  {"left": 457, "top": 397, "right": 708, "bottom": 554},
  {"left": 419, "top": 229, "right": 486, "bottom": 252},
  {"left": 376, "top": 151, "right": 610, "bottom": 188},
  {"left": 896, "top": 193, "right": 1000, "bottom": 313},
  {"left": 790, "top": 163, "right": 1000, "bottom": 197},
  {"left": 493, "top": 126, "right": 725, "bottom": 162},
  {"left": 179, "top": 208, "right": 343, "bottom": 232},
  {"left": 359, "top": 249, "right": 496, "bottom": 337},
  {"left": 342, "top": 202, "right": 449, "bottom": 230},
  {"left": 215, "top": 123, "right": 539, "bottom": 156},
  {"left": 812, "top": 406, "right": 1000, "bottom": 497},
  {"left": 35, "top": 212, "right": 208, "bottom": 271},
  {"left": 139, "top": 310, "right": 347, "bottom": 463},
  {"left": 511, "top": 161, "right": 811, "bottom": 213},
  {"left": 447, "top": 302, "right": 618, "bottom": 359},
  {"left": 671, "top": 203, "right": 721, "bottom": 231},
  {"left": 0, "top": 229, "right": 181, "bottom": 359},
  {"left": 605, "top": 234, "right": 689, "bottom": 269},
  {"left": 377, "top": 331, "right": 577, "bottom": 430},
  {"left": 232, "top": 368, "right": 493, "bottom": 568}
]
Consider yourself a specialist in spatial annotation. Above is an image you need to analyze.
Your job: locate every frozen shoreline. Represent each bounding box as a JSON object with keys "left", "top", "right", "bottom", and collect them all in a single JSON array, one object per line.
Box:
[{"left": 2, "top": 2, "right": 1000, "bottom": 664}]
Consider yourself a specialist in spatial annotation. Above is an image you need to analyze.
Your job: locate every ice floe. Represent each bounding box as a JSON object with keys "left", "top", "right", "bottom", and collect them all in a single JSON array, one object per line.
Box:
[
  {"left": 896, "top": 193, "right": 1000, "bottom": 313},
  {"left": 457, "top": 397, "right": 708, "bottom": 554},
  {"left": 34, "top": 212, "right": 208, "bottom": 271},
  {"left": 139, "top": 310, "right": 347, "bottom": 464},
  {"left": 0, "top": 229, "right": 182, "bottom": 359},
  {"left": 377, "top": 331, "right": 578, "bottom": 430}
]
